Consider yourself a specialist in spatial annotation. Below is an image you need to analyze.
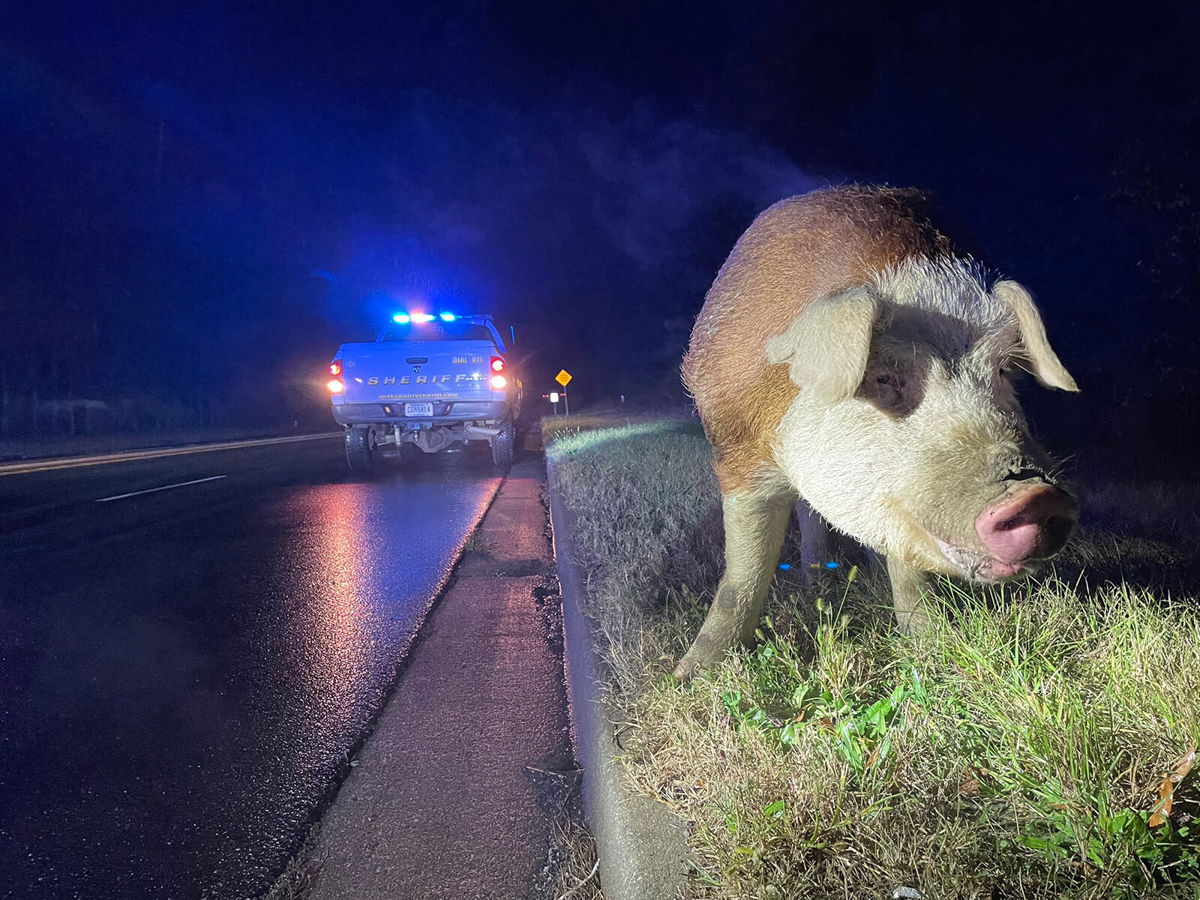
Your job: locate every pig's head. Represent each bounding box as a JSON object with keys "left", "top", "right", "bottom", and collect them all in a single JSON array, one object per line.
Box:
[{"left": 768, "top": 257, "right": 1079, "bottom": 583}]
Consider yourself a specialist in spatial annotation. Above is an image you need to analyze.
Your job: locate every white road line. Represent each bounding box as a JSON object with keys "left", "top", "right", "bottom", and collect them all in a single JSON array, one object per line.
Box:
[
  {"left": 95, "top": 475, "right": 228, "bottom": 503},
  {"left": 0, "top": 432, "right": 341, "bottom": 477}
]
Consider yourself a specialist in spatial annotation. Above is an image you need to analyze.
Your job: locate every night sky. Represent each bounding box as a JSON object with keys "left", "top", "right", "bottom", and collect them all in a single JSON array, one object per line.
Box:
[{"left": 3, "top": 1, "right": 1198, "bottom": 464}]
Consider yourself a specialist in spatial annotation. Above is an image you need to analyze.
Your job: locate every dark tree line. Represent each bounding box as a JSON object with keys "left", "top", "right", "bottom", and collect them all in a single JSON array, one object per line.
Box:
[
  {"left": 2, "top": 2, "right": 1197, "bottom": 477},
  {"left": 0, "top": 43, "right": 343, "bottom": 440}
]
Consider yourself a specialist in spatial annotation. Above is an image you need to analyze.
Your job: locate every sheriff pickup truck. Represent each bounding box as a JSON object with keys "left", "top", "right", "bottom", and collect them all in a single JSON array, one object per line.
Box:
[{"left": 327, "top": 312, "right": 522, "bottom": 472}]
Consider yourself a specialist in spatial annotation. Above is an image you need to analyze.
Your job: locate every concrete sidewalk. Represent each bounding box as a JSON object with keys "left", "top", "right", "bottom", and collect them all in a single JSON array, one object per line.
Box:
[{"left": 299, "top": 457, "right": 572, "bottom": 900}]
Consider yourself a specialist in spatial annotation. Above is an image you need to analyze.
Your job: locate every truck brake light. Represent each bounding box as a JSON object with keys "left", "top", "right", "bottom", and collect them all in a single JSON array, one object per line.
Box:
[
  {"left": 328, "top": 359, "right": 345, "bottom": 393},
  {"left": 490, "top": 356, "right": 505, "bottom": 373}
]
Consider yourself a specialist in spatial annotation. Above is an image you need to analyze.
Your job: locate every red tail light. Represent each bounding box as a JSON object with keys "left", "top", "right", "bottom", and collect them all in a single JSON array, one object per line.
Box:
[
  {"left": 490, "top": 356, "right": 505, "bottom": 373},
  {"left": 327, "top": 359, "right": 345, "bottom": 393}
]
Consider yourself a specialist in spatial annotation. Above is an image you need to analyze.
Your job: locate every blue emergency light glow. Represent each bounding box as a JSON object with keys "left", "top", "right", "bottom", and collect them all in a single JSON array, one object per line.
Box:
[
  {"left": 411, "top": 313, "right": 436, "bottom": 323},
  {"left": 778, "top": 563, "right": 792, "bottom": 571},
  {"left": 824, "top": 561, "right": 840, "bottom": 569},
  {"left": 439, "top": 312, "right": 456, "bottom": 322},
  {"left": 393, "top": 313, "right": 411, "bottom": 323}
]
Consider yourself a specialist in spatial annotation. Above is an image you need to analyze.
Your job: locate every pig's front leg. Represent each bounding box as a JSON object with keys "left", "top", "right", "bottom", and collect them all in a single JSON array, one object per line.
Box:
[
  {"left": 886, "top": 553, "right": 931, "bottom": 634},
  {"left": 674, "top": 491, "right": 793, "bottom": 680}
]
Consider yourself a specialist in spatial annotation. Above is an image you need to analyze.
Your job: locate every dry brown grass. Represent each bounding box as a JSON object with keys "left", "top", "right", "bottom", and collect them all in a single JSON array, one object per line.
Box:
[{"left": 542, "top": 819, "right": 603, "bottom": 900}]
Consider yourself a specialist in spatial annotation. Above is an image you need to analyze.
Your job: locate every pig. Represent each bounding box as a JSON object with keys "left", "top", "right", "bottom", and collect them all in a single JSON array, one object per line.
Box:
[{"left": 676, "top": 185, "right": 1079, "bottom": 679}]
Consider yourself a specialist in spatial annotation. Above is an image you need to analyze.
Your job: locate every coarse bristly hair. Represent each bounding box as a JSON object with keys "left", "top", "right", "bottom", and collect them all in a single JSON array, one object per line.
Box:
[
  {"left": 870, "top": 254, "right": 1021, "bottom": 368},
  {"left": 872, "top": 255, "right": 1004, "bottom": 326}
]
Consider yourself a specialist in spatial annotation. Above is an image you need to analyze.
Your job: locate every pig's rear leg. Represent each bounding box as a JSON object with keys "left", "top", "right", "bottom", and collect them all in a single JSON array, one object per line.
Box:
[
  {"left": 674, "top": 491, "right": 793, "bottom": 680},
  {"left": 794, "top": 498, "right": 829, "bottom": 588}
]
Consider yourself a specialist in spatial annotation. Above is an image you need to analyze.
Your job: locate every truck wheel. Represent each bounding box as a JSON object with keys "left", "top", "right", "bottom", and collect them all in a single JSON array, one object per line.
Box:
[
  {"left": 490, "top": 421, "right": 515, "bottom": 468},
  {"left": 345, "top": 426, "right": 377, "bottom": 475}
]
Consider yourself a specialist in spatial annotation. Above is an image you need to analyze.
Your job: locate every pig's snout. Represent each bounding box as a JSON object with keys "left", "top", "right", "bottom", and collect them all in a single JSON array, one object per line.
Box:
[{"left": 975, "top": 484, "right": 1077, "bottom": 566}]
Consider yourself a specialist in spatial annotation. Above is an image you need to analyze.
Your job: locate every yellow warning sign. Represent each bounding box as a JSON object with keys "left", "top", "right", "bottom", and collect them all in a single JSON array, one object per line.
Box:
[{"left": 555, "top": 369, "right": 572, "bottom": 387}]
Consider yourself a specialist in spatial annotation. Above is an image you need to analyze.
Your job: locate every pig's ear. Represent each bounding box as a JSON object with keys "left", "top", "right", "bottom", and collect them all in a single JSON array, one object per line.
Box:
[
  {"left": 765, "top": 286, "right": 879, "bottom": 403},
  {"left": 992, "top": 280, "right": 1079, "bottom": 392}
]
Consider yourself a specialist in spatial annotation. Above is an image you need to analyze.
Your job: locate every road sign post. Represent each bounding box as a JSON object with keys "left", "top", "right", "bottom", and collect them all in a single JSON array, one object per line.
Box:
[{"left": 555, "top": 370, "right": 572, "bottom": 416}]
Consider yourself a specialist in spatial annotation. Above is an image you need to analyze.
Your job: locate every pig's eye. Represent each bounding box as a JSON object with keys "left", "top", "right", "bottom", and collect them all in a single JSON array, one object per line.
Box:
[
  {"left": 862, "top": 363, "right": 921, "bottom": 415},
  {"left": 871, "top": 371, "right": 906, "bottom": 401},
  {"left": 875, "top": 373, "right": 905, "bottom": 391}
]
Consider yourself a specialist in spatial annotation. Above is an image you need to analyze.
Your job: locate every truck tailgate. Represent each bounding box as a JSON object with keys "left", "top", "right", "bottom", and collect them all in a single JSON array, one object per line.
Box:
[{"left": 339, "top": 340, "right": 495, "bottom": 404}]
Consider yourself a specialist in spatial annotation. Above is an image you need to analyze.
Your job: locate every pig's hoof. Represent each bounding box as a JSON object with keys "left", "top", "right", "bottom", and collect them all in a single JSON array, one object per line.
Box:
[
  {"left": 672, "top": 657, "right": 702, "bottom": 682},
  {"left": 894, "top": 609, "right": 932, "bottom": 635},
  {"left": 673, "top": 635, "right": 728, "bottom": 681}
]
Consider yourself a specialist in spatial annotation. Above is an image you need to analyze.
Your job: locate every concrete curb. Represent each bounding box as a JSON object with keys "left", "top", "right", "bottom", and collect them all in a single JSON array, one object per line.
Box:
[
  {"left": 296, "top": 459, "right": 569, "bottom": 900},
  {"left": 546, "top": 456, "right": 689, "bottom": 900}
]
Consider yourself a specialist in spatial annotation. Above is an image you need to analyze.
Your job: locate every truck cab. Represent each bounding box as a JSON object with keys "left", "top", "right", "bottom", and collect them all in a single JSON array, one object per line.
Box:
[{"left": 327, "top": 313, "right": 521, "bottom": 472}]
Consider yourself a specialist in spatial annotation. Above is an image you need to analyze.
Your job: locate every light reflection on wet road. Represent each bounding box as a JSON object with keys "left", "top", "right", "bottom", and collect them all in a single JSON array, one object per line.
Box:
[{"left": 0, "top": 439, "right": 501, "bottom": 899}]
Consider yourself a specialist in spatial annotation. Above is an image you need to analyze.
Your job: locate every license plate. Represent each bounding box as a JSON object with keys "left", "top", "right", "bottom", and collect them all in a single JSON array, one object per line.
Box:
[{"left": 404, "top": 402, "right": 434, "bottom": 416}]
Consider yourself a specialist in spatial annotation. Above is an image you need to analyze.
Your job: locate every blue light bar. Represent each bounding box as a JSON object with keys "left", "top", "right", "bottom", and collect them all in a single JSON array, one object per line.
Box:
[
  {"left": 439, "top": 312, "right": 456, "bottom": 322},
  {"left": 411, "top": 312, "right": 436, "bottom": 323},
  {"left": 393, "top": 313, "right": 411, "bottom": 323}
]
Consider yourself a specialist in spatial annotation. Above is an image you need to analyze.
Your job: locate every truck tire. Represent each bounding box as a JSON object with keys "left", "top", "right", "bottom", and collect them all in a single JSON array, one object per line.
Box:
[
  {"left": 345, "top": 425, "right": 377, "bottom": 475},
  {"left": 490, "top": 420, "right": 515, "bottom": 468}
]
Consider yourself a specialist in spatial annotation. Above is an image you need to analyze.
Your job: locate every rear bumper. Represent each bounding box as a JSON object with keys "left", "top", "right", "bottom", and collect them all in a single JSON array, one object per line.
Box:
[{"left": 332, "top": 399, "right": 509, "bottom": 427}]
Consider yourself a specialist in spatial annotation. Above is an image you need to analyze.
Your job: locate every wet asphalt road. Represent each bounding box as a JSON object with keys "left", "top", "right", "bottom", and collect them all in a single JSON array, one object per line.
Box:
[{"left": 0, "top": 437, "right": 502, "bottom": 899}]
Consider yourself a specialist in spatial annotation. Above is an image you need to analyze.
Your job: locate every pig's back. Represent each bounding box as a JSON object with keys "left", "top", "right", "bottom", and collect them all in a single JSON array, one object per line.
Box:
[{"left": 682, "top": 186, "right": 956, "bottom": 488}]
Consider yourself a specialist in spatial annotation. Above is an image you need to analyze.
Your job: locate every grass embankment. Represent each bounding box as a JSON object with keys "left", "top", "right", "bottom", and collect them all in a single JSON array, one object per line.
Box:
[{"left": 546, "top": 415, "right": 1200, "bottom": 899}]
